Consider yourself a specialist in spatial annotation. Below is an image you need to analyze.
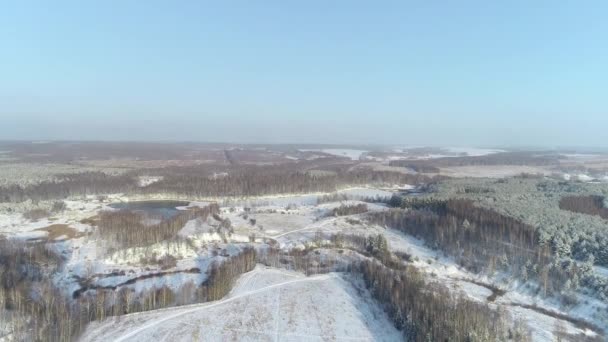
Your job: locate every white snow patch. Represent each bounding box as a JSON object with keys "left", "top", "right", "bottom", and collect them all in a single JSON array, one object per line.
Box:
[
  {"left": 138, "top": 176, "right": 163, "bottom": 187},
  {"left": 444, "top": 147, "right": 505, "bottom": 157},
  {"left": 81, "top": 266, "right": 402, "bottom": 342},
  {"left": 299, "top": 149, "right": 367, "bottom": 160}
]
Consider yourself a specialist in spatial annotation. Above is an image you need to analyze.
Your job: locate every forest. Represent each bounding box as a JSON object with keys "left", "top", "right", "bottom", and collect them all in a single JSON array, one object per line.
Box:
[
  {"left": 367, "top": 198, "right": 608, "bottom": 299},
  {"left": 0, "top": 165, "right": 437, "bottom": 204}
]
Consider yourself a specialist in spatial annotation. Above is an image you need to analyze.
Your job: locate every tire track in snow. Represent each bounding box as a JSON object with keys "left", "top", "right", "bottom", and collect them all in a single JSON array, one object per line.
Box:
[
  {"left": 112, "top": 273, "right": 335, "bottom": 342},
  {"left": 271, "top": 217, "right": 338, "bottom": 239}
]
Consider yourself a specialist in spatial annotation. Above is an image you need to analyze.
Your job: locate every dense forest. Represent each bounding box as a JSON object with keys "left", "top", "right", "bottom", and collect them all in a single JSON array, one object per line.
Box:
[{"left": 0, "top": 166, "right": 437, "bottom": 204}]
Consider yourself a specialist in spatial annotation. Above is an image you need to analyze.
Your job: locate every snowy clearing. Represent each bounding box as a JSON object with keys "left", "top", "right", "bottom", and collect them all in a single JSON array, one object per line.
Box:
[
  {"left": 299, "top": 149, "right": 367, "bottom": 161},
  {"left": 81, "top": 266, "right": 401, "bottom": 342}
]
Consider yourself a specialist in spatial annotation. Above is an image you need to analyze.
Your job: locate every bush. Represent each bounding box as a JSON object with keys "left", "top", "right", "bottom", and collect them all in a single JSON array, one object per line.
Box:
[{"left": 23, "top": 208, "right": 50, "bottom": 221}]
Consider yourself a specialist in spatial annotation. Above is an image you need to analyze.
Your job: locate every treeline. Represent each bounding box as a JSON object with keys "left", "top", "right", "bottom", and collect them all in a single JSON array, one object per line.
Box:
[
  {"left": 389, "top": 151, "right": 560, "bottom": 169},
  {"left": 0, "top": 240, "right": 256, "bottom": 341},
  {"left": 400, "top": 163, "right": 440, "bottom": 173},
  {"left": 2, "top": 165, "right": 439, "bottom": 204},
  {"left": 559, "top": 195, "right": 608, "bottom": 220},
  {"left": 354, "top": 260, "right": 530, "bottom": 341},
  {"left": 367, "top": 199, "right": 603, "bottom": 298},
  {"left": 328, "top": 203, "right": 368, "bottom": 217},
  {"left": 0, "top": 172, "right": 137, "bottom": 203},
  {"left": 96, "top": 204, "right": 220, "bottom": 248},
  {"left": 141, "top": 165, "right": 436, "bottom": 199}
]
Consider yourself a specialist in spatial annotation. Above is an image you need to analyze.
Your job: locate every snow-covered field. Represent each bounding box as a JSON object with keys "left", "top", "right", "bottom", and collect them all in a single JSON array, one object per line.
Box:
[
  {"left": 299, "top": 149, "right": 367, "bottom": 160},
  {"left": 81, "top": 266, "right": 401, "bottom": 342},
  {"left": 443, "top": 147, "right": 505, "bottom": 157},
  {"left": 389, "top": 146, "right": 504, "bottom": 160},
  {"left": 438, "top": 165, "right": 552, "bottom": 178}
]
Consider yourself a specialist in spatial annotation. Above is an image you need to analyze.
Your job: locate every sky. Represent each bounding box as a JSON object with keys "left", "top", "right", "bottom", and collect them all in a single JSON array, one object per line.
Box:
[{"left": 1, "top": 1, "right": 607, "bottom": 147}]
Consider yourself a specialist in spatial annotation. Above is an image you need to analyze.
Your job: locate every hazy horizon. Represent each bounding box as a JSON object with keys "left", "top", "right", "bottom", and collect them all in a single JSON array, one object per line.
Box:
[{"left": 2, "top": 1, "right": 607, "bottom": 147}]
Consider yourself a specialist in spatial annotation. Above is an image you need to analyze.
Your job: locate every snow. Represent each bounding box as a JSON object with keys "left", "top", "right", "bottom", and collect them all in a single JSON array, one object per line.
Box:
[
  {"left": 576, "top": 174, "right": 594, "bottom": 182},
  {"left": 439, "top": 165, "right": 551, "bottom": 178},
  {"left": 81, "top": 266, "right": 401, "bottom": 342},
  {"left": 5, "top": 184, "right": 606, "bottom": 341},
  {"left": 221, "top": 187, "right": 399, "bottom": 208},
  {"left": 138, "top": 176, "right": 163, "bottom": 187},
  {"left": 594, "top": 265, "right": 608, "bottom": 278},
  {"left": 299, "top": 149, "right": 367, "bottom": 160},
  {"left": 562, "top": 153, "right": 601, "bottom": 159},
  {"left": 388, "top": 147, "right": 504, "bottom": 160},
  {"left": 444, "top": 147, "right": 505, "bottom": 157}
]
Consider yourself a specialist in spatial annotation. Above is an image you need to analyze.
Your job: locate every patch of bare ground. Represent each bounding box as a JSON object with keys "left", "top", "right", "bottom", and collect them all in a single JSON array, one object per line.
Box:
[
  {"left": 36, "top": 224, "right": 86, "bottom": 241},
  {"left": 80, "top": 215, "right": 99, "bottom": 226}
]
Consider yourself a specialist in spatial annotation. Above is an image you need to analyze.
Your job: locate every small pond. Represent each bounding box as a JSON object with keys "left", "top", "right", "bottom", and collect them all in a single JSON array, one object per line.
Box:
[{"left": 108, "top": 200, "right": 191, "bottom": 219}]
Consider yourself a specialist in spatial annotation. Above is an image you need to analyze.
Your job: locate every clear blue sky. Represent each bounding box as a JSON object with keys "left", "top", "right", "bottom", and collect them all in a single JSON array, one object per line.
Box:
[{"left": 1, "top": 1, "right": 607, "bottom": 147}]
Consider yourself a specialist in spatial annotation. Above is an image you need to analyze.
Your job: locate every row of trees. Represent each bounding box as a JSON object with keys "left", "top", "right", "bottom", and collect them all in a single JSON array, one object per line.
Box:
[{"left": 328, "top": 203, "right": 368, "bottom": 217}]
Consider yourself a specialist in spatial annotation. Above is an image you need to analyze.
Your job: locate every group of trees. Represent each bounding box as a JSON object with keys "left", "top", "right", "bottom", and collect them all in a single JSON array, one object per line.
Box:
[
  {"left": 367, "top": 198, "right": 607, "bottom": 298},
  {"left": 328, "top": 203, "right": 368, "bottom": 217},
  {"left": 96, "top": 203, "right": 220, "bottom": 248},
  {"left": 354, "top": 260, "right": 530, "bottom": 341},
  {"left": 560, "top": 195, "right": 608, "bottom": 220},
  {"left": 0, "top": 239, "right": 256, "bottom": 341}
]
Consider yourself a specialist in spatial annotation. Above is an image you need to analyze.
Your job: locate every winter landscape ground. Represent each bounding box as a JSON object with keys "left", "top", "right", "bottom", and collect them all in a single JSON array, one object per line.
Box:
[{"left": 1, "top": 142, "right": 608, "bottom": 341}]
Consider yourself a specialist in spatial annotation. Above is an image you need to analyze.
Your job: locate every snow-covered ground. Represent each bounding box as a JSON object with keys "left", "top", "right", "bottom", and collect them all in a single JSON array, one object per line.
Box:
[
  {"left": 137, "top": 176, "right": 163, "bottom": 187},
  {"left": 389, "top": 146, "right": 504, "bottom": 160},
  {"left": 4, "top": 184, "right": 605, "bottom": 341},
  {"left": 443, "top": 147, "right": 505, "bottom": 157},
  {"left": 81, "top": 266, "right": 401, "bottom": 342},
  {"left": 438, "top": 165, "right": 552, "bottom": 178},
  {"left": 299, "top": 149, "right": 367, "bottom": 161}
]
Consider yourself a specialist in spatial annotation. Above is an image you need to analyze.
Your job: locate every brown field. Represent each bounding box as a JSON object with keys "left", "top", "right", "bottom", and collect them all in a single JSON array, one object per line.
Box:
[{"left": 36, "top": 224, "right": 86, "bottom": 240}]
